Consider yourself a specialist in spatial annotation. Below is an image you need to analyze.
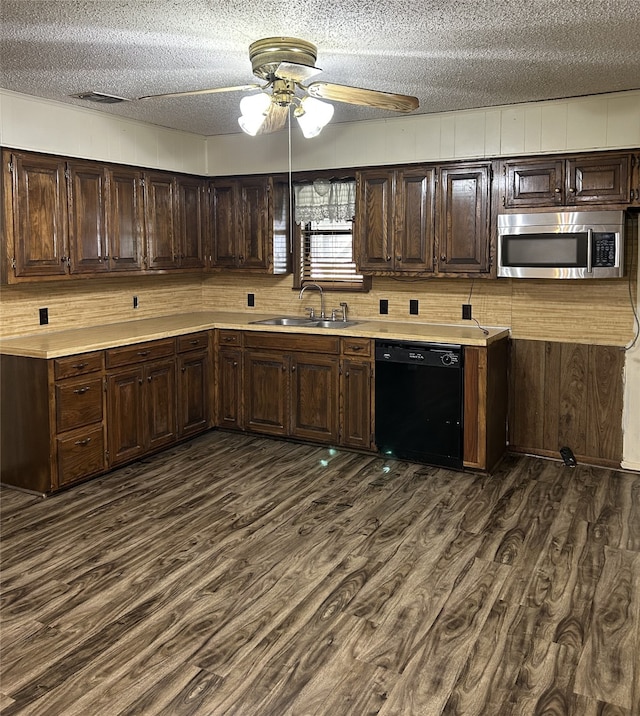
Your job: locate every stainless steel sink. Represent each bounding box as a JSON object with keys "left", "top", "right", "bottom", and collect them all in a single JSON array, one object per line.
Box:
[{"left": 249, "top": 316, "right": 359, "bottom": 329}]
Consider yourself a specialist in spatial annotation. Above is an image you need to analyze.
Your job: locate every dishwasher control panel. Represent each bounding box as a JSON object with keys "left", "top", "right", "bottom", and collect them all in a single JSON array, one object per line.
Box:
[{"left": 375, "top": 341, "right": 462, "bottom": 368}]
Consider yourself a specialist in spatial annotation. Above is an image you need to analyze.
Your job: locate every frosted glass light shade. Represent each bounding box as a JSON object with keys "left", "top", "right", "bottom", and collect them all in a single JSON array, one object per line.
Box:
[
  {"left": 296, "top": 97, "right": 334, "bottom": 138},
  {"left": 238, "top": 93, "right": 272, "bottom": 136}
]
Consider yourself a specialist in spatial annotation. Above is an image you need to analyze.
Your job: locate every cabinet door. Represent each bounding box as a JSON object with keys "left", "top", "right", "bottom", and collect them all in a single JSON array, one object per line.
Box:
[
  {"left": 210, "top": 180, "right": 238, "bottom": 267},
  {"left": 178, "top": 351, "right": 209, "bottom": 437},
  {"left": 57, "top": 425, "right": 106, "bottom": 487},
  {"left": 107, "top": 367, "right": 145, "bottom": 466},
  {"left": 395, "top": 167, "right": 435, "bottom": 273},
  {"left": 9, "top": 152, "right": 68, "bottom": 277},
  {"left": 238, "top": 177, "right": 270, "bottom": 270},
  {"left": 438, "top": 164, "right": 490, "bottom": 273},
  {"left": 244, "top": 350, "right": 288, "bottom": 435},
  {"left": 67, "top": 162, "right": 109, "bottom": 273},
  {"left": 144, "top": 172, "right": 178, "bottom": 269},
  {"left": 107, "top": 167, "right": 143, "bottom": 271},
  {"left": 503, "top": 159, "right": 564, "bottom": 208},
  {"left": 217, "top": 348, "right": 243, "bottom": 430},
  {"left": 566, "top": 153, "right": 631, "bottom": 205},
  {"left": 355, "top": 170, "right": 394, "bottom": 271},
  {"left": 290, "top": 353, "right": 339, "bottom": 443},
  {"left": 145, "top": 359, "right": 177, "bottom": 451},
  {"left": 176, "top": 176, "right": 206, "bottom": 268},
  {"left": 340, "top": 358, "right": 373, "bottom": 450}
]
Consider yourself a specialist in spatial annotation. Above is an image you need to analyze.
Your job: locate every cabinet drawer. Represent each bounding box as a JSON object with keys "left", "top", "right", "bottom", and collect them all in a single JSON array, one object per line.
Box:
[
  {"left": 177, "top": 331, "right": 209, "bottom": 353},
  {"left": 244, "top": 331, "right": 339, "bottom": 354},
  {"left": 54, "top": 351, "right": 104, "bottom": 379},
  {"left": 218, "top": 330, "right": 242, "bottom": 346},
  {"left": 341, "top": 337, "right": 372, "bottom": 358},
  {"left": 56, "top": 425, "right": 105, "bottom": 487},
  {"left": 56, "top": 375, "right": 104, "bottom": 432},
  {"left": 106, "top": 338, "right": 175, "bottom": 368}
]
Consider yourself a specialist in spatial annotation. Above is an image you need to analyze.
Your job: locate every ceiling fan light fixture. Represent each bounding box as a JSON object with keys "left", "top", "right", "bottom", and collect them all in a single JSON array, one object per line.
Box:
[
  {"left": 238, "top": 92, "right": 272, "bottom": 135},
  {"left": 295, "top": 96, "right": 334, "bottom": 138}
]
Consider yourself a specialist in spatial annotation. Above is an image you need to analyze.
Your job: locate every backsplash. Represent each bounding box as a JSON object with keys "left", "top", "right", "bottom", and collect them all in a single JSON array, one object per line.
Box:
[{"left": 1, "top": 271, "right": 635, "bottom": 346}]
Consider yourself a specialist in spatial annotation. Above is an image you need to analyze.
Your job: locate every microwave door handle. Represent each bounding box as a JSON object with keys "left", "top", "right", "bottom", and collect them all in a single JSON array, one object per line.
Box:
[{"left": 587, "top": 228, "right": 593, "bottom": 273}]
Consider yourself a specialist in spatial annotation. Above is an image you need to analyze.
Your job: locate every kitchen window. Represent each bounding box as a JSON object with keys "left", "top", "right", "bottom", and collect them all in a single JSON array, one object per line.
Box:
[{"left": 293, "top": 179, "right": 368, "bottom": 290}]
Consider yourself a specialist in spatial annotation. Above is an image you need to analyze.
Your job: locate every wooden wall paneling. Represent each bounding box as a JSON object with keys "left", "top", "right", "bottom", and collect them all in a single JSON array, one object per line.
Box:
[
  {"left": 557, "top": 342, "right": 589, "bottom": 455},
  {"left": 485, "top": 337, "right": 509, "bottom": 472},
  {"left": 541, "top": 341, "right": 562, "bottom": 451},
  {"left": 509, "top": 339, "right": 546, "bottom": 451},
  {"left": 463, "top": 346, "right": 483, "bottom": 468},
  {"left": 586, "top": 345, "right": 624, "bottom": 462}
]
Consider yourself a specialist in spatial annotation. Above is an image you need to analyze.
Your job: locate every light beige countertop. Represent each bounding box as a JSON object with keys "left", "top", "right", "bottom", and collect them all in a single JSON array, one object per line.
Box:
[{"left": 0, "top": 311, "right": 509, "bottom": 358}]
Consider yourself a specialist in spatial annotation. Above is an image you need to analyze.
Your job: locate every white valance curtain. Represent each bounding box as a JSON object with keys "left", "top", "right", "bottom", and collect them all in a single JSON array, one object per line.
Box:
[{"left": 293, "top": 179, "right": 356, "bottom": 224}]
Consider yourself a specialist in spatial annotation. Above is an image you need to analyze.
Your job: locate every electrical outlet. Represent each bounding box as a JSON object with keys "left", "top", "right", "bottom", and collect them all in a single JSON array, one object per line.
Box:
[
  {"left": 247, "top": 293, "right": 255, "bottom": 307},
  {"left": 379, "top": 299, "right": 389, "bottom": 315},
  {"left": 39, "top": 307, "right": 48, "bottom": 325},
  {"left": 133, "top": 295, "right": 139, "bottom": 309},
  {"left": 462, "top": 304, "right": 472, "bottom": 320},
  {"left": 409, "top": 299, "right": 419, "bottom": 315}
]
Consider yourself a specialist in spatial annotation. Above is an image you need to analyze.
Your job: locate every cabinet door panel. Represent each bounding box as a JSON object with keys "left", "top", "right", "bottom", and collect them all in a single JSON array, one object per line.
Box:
[
  {"left": 290, "top": 354, "right": 339, "bottom": 443},
  {"left": 438, "top": 165, "right": 490, "bottom": 273},
  {"left": 395, "top": 168, "right": 435, "bottom": 272},
  {"left": 239, "top": 178, "right": 270, "bottom": 269},
  {"left": 210, "top": 180, "right": 237, "bottom": 267},
  {"left": 340, "top": 359, "right": 373, "bottom": 450},
  {"left": 504, "top": 159, "right": 564, "bottom": 208},
  {"left": 178, "top": 351, "right": 209, "bottom": 437},
  {"left": 244, "top": 351, "right": 288, "bottom": 435},
  {"left": 355, "top": 171, "right": 394, "bottom": 271},
  {"left": 10, "top": 153, "right": 68, "bottom": 277},
  {"left": 566, "top": 154, "right": 631, "bottom": 205},
  {"left": 146, "top": 359, "right": 177, "bottom": 450},
  {"left": 107, "top": 368, "right": 145, "bottom": 466},
  {"left": 67, "top": 162, "right": 108, "bottom": 273},
  {"left": 217, "top": 348, "right": 243, "bottom": 430},
  {"left": 144, "top": 173, "right": 177, "bottom": 269},
  {"left": 177, "top": 176, "right": 206, "bottom": 268},
  {"left": 108, "top": 167, "right": 143, "bottom": 271}
]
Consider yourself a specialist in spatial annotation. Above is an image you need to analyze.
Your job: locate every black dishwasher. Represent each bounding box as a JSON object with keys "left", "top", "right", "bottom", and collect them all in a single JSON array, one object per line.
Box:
[{"left": 375, "top": 340, "right": 463, "bottom": 469}]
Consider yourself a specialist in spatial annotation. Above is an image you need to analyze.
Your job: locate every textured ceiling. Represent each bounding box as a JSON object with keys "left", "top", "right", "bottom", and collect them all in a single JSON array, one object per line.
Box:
[{"left": 1, "top": 0, "right": 639, "bottom": 136}]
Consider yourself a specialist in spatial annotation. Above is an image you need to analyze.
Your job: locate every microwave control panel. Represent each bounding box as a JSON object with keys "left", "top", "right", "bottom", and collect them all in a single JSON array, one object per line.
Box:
[{"left": 593, "top": 232, "right": 617, "bottom": 267}]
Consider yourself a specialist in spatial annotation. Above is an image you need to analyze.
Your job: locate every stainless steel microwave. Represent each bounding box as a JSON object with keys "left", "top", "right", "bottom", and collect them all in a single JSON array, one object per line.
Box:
[{"left": 497, "top": 210, "right": 625, "bottom": 279}]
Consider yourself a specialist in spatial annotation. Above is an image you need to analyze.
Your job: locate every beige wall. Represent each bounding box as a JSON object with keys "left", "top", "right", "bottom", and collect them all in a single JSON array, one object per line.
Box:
[{"left": 1, "top": 87, "right": 639, "bottom": 469}]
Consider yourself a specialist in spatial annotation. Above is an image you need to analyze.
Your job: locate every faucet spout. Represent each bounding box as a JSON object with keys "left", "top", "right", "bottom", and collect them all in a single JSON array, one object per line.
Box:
[{"left": 298, "top": 283, "right": 325, "bottom": 319}]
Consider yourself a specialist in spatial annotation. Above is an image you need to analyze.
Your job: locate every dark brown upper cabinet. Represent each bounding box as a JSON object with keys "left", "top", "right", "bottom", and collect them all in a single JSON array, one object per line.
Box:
[
  {"left": 176, "top": 175, "right": 207, "bottom": 269},
  {"left": 502, "top": 152, "right": 632, "bottom": 208},
  {"left": 355, "top": 167, "right": 435, "bottom": 275},
  {"left": 144, "top": 171, "right": 178, "bottom": 270},
  {"left": 437, "top": 163, "right": 491, "bottom": 274},
  {"left": 209, "top": 176, "right": 286, "bottom": 273},
  {"left": 4, "top": 150, "right": 69, "bottom": 278},
  {"left": 67, "top": 161, "right": 109, "bottom": 273},
  {"left": 107, "top": 166, "right": 144, "bottom": 272}
]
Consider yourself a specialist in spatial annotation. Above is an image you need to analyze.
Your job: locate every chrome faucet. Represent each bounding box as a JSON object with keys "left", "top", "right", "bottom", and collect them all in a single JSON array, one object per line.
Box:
[{"left": 298, "top": 283, "right": 325, "bottom": 319}]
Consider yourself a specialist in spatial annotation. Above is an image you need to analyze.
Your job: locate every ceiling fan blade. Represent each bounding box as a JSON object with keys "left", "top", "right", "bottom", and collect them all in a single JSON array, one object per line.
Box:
[
  {"left": 257, "top": 102, "right": 289, "bottom": 134},
  {"left": 275, "top": 61, "right": 322, "bottom": 83},
  {"left": 305, "top": 82, "right": 419, "bottom": 113},
  {"left": 139, "top": 84, "right": 261, "bottom": 100}
]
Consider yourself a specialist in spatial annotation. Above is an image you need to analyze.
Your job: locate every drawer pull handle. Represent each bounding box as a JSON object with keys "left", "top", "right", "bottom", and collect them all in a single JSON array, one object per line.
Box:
[
  {"left": 74, "top": 438, "right": 92, "bottom": 446},
  {"left": 137, "top": 350, "right": 151, "bottom": 357},
  {"left": 72, "top": 363, "right": 88, "bottom": 369},
  {"left": 190, "top": 340, "right": 200, "bottom": 345},
  {"left": 349, "top": 345, "right": 364, "bottom": 351},
  {"left": 223, "top": 336, "right": 234, "bottom": 342},
  {"left": 73, "top": 386, "right": 90, "bottom": 395}
]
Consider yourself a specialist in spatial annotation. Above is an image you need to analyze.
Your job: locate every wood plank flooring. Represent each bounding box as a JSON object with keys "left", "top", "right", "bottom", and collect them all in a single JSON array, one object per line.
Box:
[{"left": 1, "top": 430, "right": 639, "bottom": 715}]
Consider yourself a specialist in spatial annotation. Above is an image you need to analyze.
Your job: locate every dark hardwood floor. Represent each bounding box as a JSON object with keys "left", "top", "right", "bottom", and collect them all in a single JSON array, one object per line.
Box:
[{"left": 1, "top": 430, "right": 639, "bottom": 715}]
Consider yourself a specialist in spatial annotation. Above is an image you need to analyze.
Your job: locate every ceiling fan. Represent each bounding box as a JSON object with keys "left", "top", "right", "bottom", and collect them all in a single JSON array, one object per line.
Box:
[{"left": 139, "top": 37, "right": 420, "bottom": 137}]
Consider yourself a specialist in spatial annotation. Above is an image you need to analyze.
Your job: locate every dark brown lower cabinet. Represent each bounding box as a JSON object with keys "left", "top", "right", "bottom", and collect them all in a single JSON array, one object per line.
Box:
[
  {"left": 217, "top": 347, "right": 243, "bottom": 430},
  {"left": 0, "top": 351, "right": 106, "bottom": 494},
  {"left": 178, "top": 349, "right": 210, "bottom": 438},
  {"left": 509, "top": 339, "right": 624, "bottom": 467},
  {"left": 243, "top": 332, "right": 341, "bottom": 445},
  {"left": 340, "top": 337, "right": 374, "bottom": 450},
  {"left": 107, "top": 366, "right": 146, "bottom": 466}
]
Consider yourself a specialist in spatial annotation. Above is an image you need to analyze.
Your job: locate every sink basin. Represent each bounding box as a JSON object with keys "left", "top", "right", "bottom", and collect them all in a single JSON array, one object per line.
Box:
[
  {"left": 250, "top": 316, "right": 317, "bottom": 327},
  {"left": 250, "top": 316, "right": 360, "bottom": 329}
]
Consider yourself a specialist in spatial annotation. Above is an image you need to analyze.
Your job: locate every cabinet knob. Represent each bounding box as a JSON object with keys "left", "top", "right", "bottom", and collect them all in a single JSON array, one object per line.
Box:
[
  {"left": 345, "top": 371, "right": 350, "bottom": 377},
  {"left": 386, "top": 255, "right": 391, "bottom": 262},
  {"left": 181, "top": 367, "right": 186, "bottom": 373},
  {"left": 396, "top": 255, "right": 402, "bottom": 262},
  {"left": 239, "top": 255, "right": 245, "bottom": 262},
  {"left": 232, "top": 361, "right": 238, "bottom": 367},
  {"left": 554, "top": 187, "right": 561, "bottom": 193},
  {"left": 291, "top": 365, "right": 296, "bottom": 372},
  {"left": 440, "top": 254, "right": 447, "bottom": 262},
  {"left": 147, "top": 375, "right": 152, "bottom": 382},
  {"left": 112, "top": 256, "right": 120, "bottom": 261},
  {"left": 138, "top": 378, "right": 143, "bottom": 385},
  {"left": 568, "top": 187, "right": 576, "bottom": 193}
]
